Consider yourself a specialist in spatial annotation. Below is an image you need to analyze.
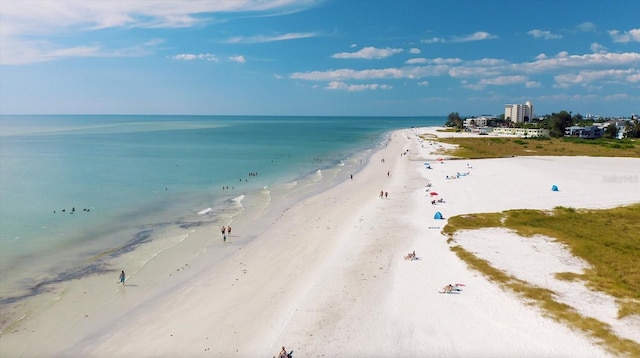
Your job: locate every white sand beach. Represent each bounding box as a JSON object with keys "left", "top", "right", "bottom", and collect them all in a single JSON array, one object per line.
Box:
[{"left": 2, "top": 127, "right": 639, "bottom": 357}]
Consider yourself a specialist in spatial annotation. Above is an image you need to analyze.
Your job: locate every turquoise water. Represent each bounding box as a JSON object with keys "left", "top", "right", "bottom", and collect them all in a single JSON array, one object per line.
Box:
[{"left": 0, "top": 115, "right": 443, "bottom": 302}]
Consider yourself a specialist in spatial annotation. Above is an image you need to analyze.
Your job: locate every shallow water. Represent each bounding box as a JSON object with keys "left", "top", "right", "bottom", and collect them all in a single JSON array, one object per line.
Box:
[{"left": 0, "top": 115, "right": 443, "bottom": 304}]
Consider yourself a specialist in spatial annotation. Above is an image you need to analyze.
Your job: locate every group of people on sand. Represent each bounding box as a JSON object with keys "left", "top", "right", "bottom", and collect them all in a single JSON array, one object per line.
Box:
[
  {"left": 379, "top": 190, "right": 389, "bottom": 199},
  {"left": 404, "top": 251, "right": 417, "bottom": 261},
  {"left": 446, "top": 171, "right": 471, "bottom": 180},
  {"left": 440, "top": 283, "right": 464, "bottom": 294},
  {"left": 276, "top": 346, "right": 293, "bottom": 358},
  {"left": 221, "top": 225, "right": 232, "bottom": 242}
]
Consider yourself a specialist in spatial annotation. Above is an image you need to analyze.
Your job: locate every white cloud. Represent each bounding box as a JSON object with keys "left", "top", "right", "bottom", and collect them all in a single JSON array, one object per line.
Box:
[
  {"left": 407, "top": 57, "right": 463, "bottom": 65},
  {"left": 451, "top": 31, "right": 498, "bottom": 43},
  {"left": 409, "top": 48, "right": 421, "bottom": 54},
  {"left": 325, "top": 81, "right": 392, "bottom": 91},
  {"left": 554, "top": 69, "right": 640, "bottom": 86},
  {"left": 229, "top": 55, "right": 246, "bottom": 63},
  {"left": 421, "top": 37, "right": 444, "bottom": 44},
  {"left": 590, "top": 43, "right": 607, "bottom": 54},
  {"left": 468, "top": 58, "right": 508, "bottom": 66},
  {"left": 293, "top": 68, "right": 398, "bottom": 81},
  {"left": 172, "top": 53, "right": 218, "bottom": 61},
  {"left": 483, "top": 75, "right": 528, "bottom": 85},
  {"left": 463, "top": 75, "right": 528, "bottom": 90},
  {"left": 432, "top": 57, "right": 463, "bottom": 65},
  {"left": 0, "top": 0, "right": 317, "bottom": 34},
  {"left": 448, "top": 66, "right": 501, "bottom": 78},
  {"left": 0, "top": 0, "right": 321, "bottom": 64},
  {"left": 225, "top": 32, "right": 319, "bottom": 44},
  {"left": 292, "top": 47, "right": 640, "bottom": 97},
  {"left": 291, "top": 65, "right": 449, "bottom": 81},
  {"left": 332, "top": 47, "right": 403, "bottom": 60},
  {"left": 628, "top": 72, "right": 640, "bottom": 83},
  {"left": 518, "top": 51, "right": 640, "bottom": 73},
  {"left": 539, "top": 93, "right": 600, "bottom": 102},
  {"left": 527, "top": 29, "right": 562, "bottom": 40},
  {"left": 144, "top": 38, "right": 165, "bottom": 47},
  {"left": 604, "top": 93, "right": 630, "bottom": 101},
  {"left": 608, "top": 29, "right": 640, "bottom": 43},
  {"left": 577, "top": 22, "right": 597, "bottom": 32},
  {"left": 406, "top": 58, "right": 427, "bottom": 64},
  {"left": 1, "top": 39, "right": 157, "bottom": 65}
]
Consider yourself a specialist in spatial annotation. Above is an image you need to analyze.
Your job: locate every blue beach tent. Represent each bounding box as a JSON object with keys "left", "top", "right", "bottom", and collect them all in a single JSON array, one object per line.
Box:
[
  {"left": 551, "top": 185, "right": 559, "bottom": 192},
  {"left": 434, "top": 211, "right": 443, "bottom": 219}
]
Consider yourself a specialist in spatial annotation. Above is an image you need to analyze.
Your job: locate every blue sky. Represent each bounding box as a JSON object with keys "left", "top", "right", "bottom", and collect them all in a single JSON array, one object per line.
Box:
[{"left": 0, "top": 0, "right": 639, "bottom": 117}]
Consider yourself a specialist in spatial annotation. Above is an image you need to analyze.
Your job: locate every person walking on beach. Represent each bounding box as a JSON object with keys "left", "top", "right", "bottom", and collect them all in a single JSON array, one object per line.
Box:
[
  {"left": 119, "top": 270, "right": 126, "bottom": 285},
  {"left": 221, "top": 226, "right": 226, "bottom": 236},
  {"left": 278, "top": 346, "right": 292, "bottom": 358},
  {"left": 227, "top": 226, "right": 231, "bottom": 236}
]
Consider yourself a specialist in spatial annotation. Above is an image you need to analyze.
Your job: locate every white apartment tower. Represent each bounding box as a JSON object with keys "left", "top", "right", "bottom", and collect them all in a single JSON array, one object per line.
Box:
[{"left": 505, "top": 101, "right": 534, "bottom": 123}]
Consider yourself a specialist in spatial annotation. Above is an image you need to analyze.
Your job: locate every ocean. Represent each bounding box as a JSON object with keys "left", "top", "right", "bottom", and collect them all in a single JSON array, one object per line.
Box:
[{"left": 0, "top": 115, "right": 443, "bottom": 307}]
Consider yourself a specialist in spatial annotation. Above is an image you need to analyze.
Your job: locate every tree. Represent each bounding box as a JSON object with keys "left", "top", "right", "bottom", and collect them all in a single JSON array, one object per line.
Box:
[
  {"left": 572, "top": 113, "right": 583, "bottom": 122},
  {"left": 603, "top": 124, "right": 618, "bottom": 139},
  {"left": 625, "top": 119, "right": 640, "bottom": 138},
  {"left": 548, "top": 110, "right": 573, "bottom": 137},
  {"left": 445, "top": 112, "right": 463, "bottom": 130}
]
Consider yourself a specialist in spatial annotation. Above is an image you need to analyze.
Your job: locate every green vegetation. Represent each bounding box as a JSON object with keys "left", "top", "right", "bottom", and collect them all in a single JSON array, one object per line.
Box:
[
  {"left": 436, "top": 128, "right": 460, "bottom": 133},
  {"left": 444, "top": 112, "right": 463, "bottom": 130},
  {"left": 444, "top": 205, "right": 640, "bottom": 357},
  {"left": 441, "top": 108, "right": 640, "bottom": 139},
  {"left": 424, "top": 136, "right": 640, "bottom": 158},
  {"left": 450, "top": 245, "right": 640, "bottom": 357}
]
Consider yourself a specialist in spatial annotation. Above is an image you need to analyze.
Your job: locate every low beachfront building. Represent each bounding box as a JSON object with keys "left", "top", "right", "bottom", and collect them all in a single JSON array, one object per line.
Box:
[
  {"left": 597, "top": 120, "right": 628, "bottom": 139},
  {"left": 491, "top": 127, "right": 549, "bottom": 138},
  {"left": 564, "top": 126, "right": 604, "bottom": 139},
  {"left": 464, "top": 116, "right": 491, "bottom": 127}
]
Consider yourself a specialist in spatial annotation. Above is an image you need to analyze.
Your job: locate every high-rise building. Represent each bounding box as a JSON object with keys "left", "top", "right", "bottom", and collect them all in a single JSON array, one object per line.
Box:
[{"left": 504, "top": 101, "right": 534, "bottom": 123}]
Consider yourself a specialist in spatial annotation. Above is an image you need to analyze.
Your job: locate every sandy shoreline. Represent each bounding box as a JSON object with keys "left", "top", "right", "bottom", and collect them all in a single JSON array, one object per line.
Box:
[{"left": 1, "top": 127, "right": 639, "bottom": 357}]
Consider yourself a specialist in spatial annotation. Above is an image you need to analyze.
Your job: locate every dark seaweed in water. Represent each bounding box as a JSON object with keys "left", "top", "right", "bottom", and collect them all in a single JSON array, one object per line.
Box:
[{"left": 0, "top": 228, "right": 155, "bottom": 305}]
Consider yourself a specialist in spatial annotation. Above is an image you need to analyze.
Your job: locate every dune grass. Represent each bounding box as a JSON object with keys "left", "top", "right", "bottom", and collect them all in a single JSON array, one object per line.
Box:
[
  {"left": 451, "top": 246, "right": 640, "bottom": 357},
  {"left": 444, "top": 204, "right": 640, "bottom": 356},
  {"left": 425, "top": 136, "right": 640, "bottom": 158}
]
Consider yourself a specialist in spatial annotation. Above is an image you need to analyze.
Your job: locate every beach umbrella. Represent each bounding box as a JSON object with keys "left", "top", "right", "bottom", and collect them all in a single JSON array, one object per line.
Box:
[{"left": 430, "top": 192, "right": 438, "bottom": 196}]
